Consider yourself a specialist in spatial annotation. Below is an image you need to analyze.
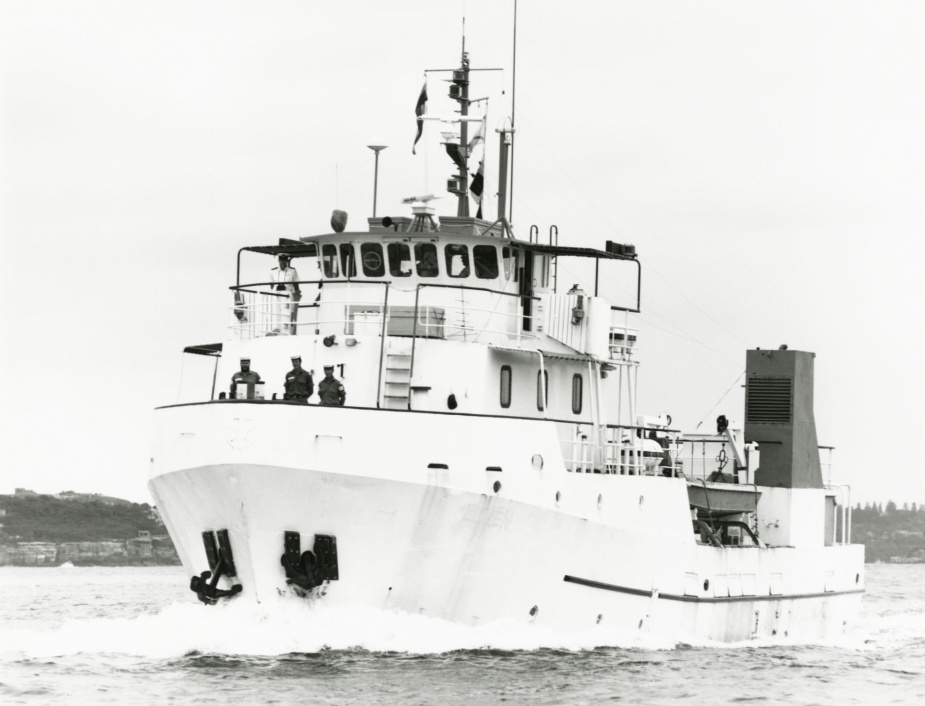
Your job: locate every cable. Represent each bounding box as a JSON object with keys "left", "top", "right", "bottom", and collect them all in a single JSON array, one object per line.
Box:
[{"left": 694, "top": 371, "right": 746, "bottom": 430}]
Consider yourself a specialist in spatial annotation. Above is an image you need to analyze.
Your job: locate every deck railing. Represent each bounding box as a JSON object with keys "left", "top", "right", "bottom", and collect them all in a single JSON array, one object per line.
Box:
[
  {"left": 675, "top": 435, "right": 740, "bottom": 482},
  {"left": 229, "top": 281, "right": 538, "bottom": 343},
  {"left": 558, "top": 424, "right": 683, "bottom": 476}
]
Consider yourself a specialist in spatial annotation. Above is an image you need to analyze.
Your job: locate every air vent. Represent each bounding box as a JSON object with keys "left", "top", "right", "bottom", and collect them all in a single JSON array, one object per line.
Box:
[{"left": 746, "top": 376, "right": 793, "bottom": 423}]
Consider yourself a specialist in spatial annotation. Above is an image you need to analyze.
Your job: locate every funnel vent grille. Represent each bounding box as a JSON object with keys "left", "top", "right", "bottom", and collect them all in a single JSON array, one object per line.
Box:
[{"left": 746, "top": 376, "right": 793, "bottom": 423}]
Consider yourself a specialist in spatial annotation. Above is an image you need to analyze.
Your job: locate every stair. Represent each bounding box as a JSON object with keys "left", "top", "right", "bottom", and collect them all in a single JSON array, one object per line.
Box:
[{"left": 382, "top": 339, "right": 413, "bottom": 410}]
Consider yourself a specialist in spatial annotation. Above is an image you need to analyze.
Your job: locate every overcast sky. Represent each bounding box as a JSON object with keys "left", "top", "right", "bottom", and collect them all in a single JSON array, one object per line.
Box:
[{"left": 2, "top": 0, "right": 923, "bottom": 507}]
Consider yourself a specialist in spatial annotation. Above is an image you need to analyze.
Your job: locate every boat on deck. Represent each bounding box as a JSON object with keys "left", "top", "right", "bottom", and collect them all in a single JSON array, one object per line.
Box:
[{"left": 149, "top": 43, "right": 863, "bottom": 643}]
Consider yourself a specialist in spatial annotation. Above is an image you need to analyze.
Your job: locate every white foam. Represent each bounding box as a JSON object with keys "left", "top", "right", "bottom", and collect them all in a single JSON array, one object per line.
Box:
[{"left": 1, "top": 597, "right": 678, "bottom": 659}]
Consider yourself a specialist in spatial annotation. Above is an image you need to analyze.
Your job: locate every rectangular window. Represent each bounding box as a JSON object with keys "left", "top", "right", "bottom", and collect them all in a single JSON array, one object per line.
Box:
[
  {"left": 339, "top": 244, "right": 356, "bottom": 278},
  {"left": 572, "top": 374, "right": 583, "bottom": 414},
  {"left": 415, "top": 242, "right": 438, "bottom": 277},
  {"left": 321, "top": 244, "right": 339, "bottom": 278},
  {"left": 502, "top": 247, "right": 514, "bottom": 280},
  {"left": 500, "top": 366, "right": 512, "bottom": 408},
  {"left": 473, "top": 245, "right": 499, "bottom": 279},
  {"left": 360, "top": 243, "right": 385, "bottom": 277},
  {"left": 445, "top": 244, "right": 470, "bottom": 278},
  {"left": 536, "top": 255, "right": 550, "bottom": 288},
  {"left": 388, "top": 243, "right": 412, "bottom": 277},
  {"left": 537, "top": 370, "right": 548, "bottom": 411}
]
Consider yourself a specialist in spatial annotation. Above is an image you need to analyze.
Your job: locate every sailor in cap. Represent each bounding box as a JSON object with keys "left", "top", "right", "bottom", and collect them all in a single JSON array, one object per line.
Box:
[
  {"left": 230, "top": 357, "right": 262, "bottom": 399},
  {"left": 274, "top": 252, "right": 301, "bottom": 335},
  {"left": 283, "top": 354, "right": 313, "bottom": 403},
  {"left": 318, "top": 364, "right": 346, "bottom": 406}
]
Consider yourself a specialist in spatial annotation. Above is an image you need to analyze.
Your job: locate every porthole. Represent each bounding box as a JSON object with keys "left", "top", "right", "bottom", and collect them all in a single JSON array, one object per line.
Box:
[
  {"left": 536, "top": 370, "right": 549, "bottom": 412},
  {"left": 639, "top": 495, "right": 645, "bottom": 506},
  {"left": 703, "top": 579, "right": 710, "bottom": 591},
  {"left": 555, "top": 491, "right": 561, "bottom": 505},
  {"left": 597, "top": 494, "right": 603, "bottom": 510},
  {"left": 532, "top": 454, "right": 544, "bottom": 470},
  {"left": 529, "top": 605, "right": 538, "bottom": 617},
  {"left": 500, "top": 366, "right": 512, "bottom": 408},
  {"left": 493, "top": 481, "right": 501, "bottom": 494},
  {"left": 855, "top": 573, "right": 860, "bottom": 584},
  {"left": 571, "top": 374, "right": 583, "bottom": 414},
  {"left": 596, "top": 614, "right": 603, "bottom": 625}
]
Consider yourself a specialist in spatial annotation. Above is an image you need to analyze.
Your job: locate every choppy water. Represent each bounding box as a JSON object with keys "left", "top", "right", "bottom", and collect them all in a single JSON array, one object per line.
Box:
[{"left": 1, "top": 563, "right": 923, "bottom": 705}]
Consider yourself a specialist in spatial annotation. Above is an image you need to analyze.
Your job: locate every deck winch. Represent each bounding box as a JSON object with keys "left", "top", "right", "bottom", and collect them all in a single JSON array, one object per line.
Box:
[{"left": 280, "top": 531, "right": 339, "bottom": 592}]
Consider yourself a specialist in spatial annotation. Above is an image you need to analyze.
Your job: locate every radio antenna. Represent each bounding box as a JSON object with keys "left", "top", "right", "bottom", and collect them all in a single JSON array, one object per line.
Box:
[{"left": 509, "top": 0, "right": 518, "bottom": 223}]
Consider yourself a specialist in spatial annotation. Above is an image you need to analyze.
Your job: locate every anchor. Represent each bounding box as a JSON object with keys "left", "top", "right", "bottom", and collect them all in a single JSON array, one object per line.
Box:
[
  {"left": 280, "top": 531, "right": 338, "bottom": 593},
  {"left": 190, "top": 530, "right": 243, "bottom": 605}
]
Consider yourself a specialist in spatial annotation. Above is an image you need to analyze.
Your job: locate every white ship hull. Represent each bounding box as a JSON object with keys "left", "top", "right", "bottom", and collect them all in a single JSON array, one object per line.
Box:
[{"left": 150, "top": 402, "right": 863, "bottom": 643}]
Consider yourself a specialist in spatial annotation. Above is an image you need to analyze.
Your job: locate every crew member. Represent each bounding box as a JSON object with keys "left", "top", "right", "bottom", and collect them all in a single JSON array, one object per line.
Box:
[
  {"left": 317, "top": 365, "right": 346, "bottom": 406},
  {"left": 230, "top": 357, "right": 261, "bottom": 399},
  {"left": 284, "top": 355, "right": 313, "bottom": 402},
  {"left": 274, "top": 253, "right": 301, "bottom": 334}
]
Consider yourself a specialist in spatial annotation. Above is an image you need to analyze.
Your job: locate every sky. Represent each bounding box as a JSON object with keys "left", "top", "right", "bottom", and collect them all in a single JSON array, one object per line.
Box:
[{"left": 1, "top": 0, "right": 923, "bottom": 507}]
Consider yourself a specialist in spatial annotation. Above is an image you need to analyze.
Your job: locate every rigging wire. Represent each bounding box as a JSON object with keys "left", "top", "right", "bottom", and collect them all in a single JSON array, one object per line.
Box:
[
  {"left": 556, "top": 256, "right": 740, "bottom": 366},
  {"left": 694, "top": 371, "right": 746, "bottom": 430},
  {"left": 516, "top": 118, "right": 751, "bottom": 352}
]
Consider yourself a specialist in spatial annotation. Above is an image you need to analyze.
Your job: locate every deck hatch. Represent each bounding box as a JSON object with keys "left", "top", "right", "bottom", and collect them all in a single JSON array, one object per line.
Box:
[{"left": 745, "top": 376, "right": 793, "bottom": 423}]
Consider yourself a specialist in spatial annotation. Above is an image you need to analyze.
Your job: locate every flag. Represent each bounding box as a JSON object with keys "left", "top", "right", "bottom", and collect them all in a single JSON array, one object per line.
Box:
[
  {"left": 468, "top": 115, "right": 486, "bottom": 151},
  {"left": 412, "top": 82, "right": 427, "bottom": 154},
  {"left": 444, "top": 143, "right": 466, "bottom": 171},
  {"left": 470, "top": 159, "right": 484, "bottom": 219}
]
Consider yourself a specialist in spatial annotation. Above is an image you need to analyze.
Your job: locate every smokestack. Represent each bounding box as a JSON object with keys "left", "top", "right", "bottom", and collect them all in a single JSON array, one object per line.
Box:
[{"left": 744, "top": 349, "right": 823, "bottom": 489}]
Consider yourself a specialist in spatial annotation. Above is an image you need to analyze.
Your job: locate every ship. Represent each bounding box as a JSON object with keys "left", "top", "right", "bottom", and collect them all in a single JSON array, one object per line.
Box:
[{"left": 149, "top": 43, "right": 864, "bottom": 643}]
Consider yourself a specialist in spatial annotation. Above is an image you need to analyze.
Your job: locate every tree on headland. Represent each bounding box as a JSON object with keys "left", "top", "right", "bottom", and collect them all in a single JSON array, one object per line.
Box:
[
  {"left": 851, "top": 500, "right": 925, "bottom": 562},
  {"left": 0, "top": 493, "right": 164, "bottom": 543}
]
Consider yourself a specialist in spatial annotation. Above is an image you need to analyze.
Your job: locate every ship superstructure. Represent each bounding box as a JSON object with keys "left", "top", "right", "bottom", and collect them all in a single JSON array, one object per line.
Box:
[{"left": 150, "top": 48, "right": 863, "bottom": 642}]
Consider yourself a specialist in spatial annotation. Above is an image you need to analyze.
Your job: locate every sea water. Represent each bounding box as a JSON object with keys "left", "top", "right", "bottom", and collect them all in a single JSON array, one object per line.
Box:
[{"left": 0, "top": 564, "right": 922, "bottom": 705}]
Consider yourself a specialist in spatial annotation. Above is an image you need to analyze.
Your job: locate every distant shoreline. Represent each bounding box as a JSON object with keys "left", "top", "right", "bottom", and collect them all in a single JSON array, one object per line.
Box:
[{"left": 0, "top": 558, "right": 181, "bottom": 568}]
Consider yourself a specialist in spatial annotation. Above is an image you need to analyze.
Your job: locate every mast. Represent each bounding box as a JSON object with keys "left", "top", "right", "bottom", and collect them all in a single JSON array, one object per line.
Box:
[{"left": 450, "top": 44, "right": 471, "bottom": 217}]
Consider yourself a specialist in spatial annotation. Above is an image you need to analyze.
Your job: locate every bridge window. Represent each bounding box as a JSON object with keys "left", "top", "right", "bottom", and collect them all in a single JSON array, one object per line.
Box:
[
  {"left": 473, "top": 245, "right": 498, "bottom": 279},
  {"left": 388, "top": 243, "right": 412, "bottom": 277},
  {"left": 537, "top": 370, "right": 548, "bottom": 412},
  {"left": 415, "top": 243, "right": 439, "bottom": 277},
  {"left": 360, "top": 243, "right": 385, "bottom": 277},
  {"left": 340, "top": 244, "right": 357, "bottom": 278},
  {"left": 445, "top": 244, "right": 470, "bottom": 278},
  {"left": 322, "top": 244, "right": 339, "bottom": 278},
  {"left": 572, "top": 374, "right": 583, "bottom": 414},
  {"left": 500, "top": 366, "right": 512, "bottom": 408}
]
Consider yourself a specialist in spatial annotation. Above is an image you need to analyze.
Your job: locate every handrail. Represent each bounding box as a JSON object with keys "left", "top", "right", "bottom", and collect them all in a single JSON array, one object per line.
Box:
[
  {"left": 406, "top": 282, "right": 541, "bottom": 395},
  {"left": 376, "top": 286, "right": 390, "bottom": 409},
  {"left": 414, "top": 281, "right": 540, "bottom": 301},
  {"left": 231, "top": 278, "right": 391, "bottom": 291},
  {"left": 409, "top": 286, "right": 421, "bottom": 410}
]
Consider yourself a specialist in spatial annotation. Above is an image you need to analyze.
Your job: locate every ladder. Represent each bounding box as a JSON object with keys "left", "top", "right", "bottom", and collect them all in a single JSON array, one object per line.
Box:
[{"left": 381, "top": 339, "right": 413, "bottom": 410}]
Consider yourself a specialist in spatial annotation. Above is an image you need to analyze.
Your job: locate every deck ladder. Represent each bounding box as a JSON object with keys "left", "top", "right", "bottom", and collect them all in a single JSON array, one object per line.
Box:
[{"left": 382, "top": 338, "right": 413, "bottom": 409}]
